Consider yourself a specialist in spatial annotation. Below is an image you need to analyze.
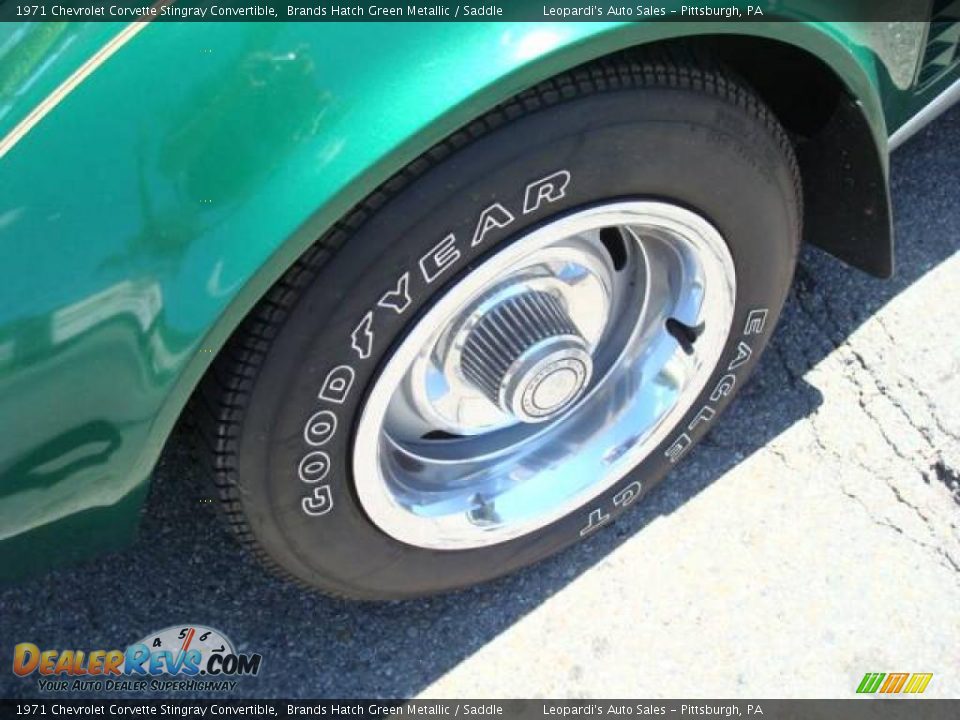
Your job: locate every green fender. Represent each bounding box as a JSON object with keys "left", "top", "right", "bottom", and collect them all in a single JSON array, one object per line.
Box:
[{"left": 0, "top": 17, "right": 919, "bottom": 577}]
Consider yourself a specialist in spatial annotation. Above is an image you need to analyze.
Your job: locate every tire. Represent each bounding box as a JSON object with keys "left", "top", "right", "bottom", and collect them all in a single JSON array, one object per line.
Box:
[{"left": 197, "top": 53, "right": 801, "bottom": 600}]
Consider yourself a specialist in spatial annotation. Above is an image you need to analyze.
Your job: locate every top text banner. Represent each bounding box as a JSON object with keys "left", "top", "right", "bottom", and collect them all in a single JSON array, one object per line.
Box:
[{"left": 0, "top": 0, "right": 939, "bottom": 22}]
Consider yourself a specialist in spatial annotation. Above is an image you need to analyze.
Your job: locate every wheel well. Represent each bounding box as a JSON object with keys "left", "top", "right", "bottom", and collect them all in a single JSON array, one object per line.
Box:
[
  {"left": 631, "top": 35, "right": 894, "bottom": 278},
  {"left": 691, "top": 35, "right": 847, "bottom": 137},
  {"left": 187, "top": 34, "right": 894, "bottom": 440}
]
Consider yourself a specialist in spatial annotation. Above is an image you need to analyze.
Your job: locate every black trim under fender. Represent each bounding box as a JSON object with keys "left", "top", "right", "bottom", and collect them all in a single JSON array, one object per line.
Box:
[{"left": 797, "top": 95, "right": 894, "bottom": 278}]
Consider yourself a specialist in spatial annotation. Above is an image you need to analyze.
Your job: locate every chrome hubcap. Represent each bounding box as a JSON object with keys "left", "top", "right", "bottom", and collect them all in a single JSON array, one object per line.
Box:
[
  {"left": 354, "top": 201, "right": 737, "bottom": 550},
  {"left": 460, "top": 290, "right": 593, "bottom": 423}
]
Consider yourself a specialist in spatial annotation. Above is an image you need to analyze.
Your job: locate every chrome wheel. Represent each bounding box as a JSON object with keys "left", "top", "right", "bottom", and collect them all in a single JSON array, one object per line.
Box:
[{"left": 354, "top": 201, "right": 736, "bottom": 549}]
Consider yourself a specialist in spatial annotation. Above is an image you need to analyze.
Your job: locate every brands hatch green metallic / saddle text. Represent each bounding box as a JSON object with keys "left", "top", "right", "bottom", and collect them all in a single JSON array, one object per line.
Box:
[{"left": 1, "top": 5, "right": 958, "bottom": 597}]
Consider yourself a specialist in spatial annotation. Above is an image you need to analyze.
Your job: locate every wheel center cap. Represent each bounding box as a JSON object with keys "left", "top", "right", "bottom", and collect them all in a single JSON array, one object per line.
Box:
[
  {"left": 460, "top": 290, "right": 593, "bottom": 423},
  {"left": 517, "top": 353, "right": 591, "bottom": 420}
]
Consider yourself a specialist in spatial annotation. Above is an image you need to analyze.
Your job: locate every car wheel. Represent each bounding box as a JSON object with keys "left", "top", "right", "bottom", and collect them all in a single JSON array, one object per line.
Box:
[{"left": 197, "top": 54, "right": 801, "bottom": 599}]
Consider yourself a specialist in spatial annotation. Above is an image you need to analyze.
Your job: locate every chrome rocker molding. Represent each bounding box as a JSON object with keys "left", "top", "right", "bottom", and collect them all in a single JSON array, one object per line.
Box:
[{"left": 889, "top": 77, "right": 960, "bottom": 150}]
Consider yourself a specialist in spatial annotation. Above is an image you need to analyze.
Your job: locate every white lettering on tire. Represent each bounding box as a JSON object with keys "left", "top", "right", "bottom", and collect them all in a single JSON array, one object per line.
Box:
[
  {"left": 687, "top": 405, "right": 716, "bottom": 431},
  {"left": 664, "top": 433, "right": 693, "bottom": 464},
  {"left": 744, "top": 308, "right": 768, "bottom": 335},
  {"left": 350, "top": 312, "right": 374, "bottom": 360},
  {"left": 579, "top": 508, "right": 611, "bottom": 537},
  {"left": 580, "top": 307, "right": 772, "bottom": 535},
  {"left": 727, "top": 341, "right": 753, "bottom": 371},
  {"left": 302, "top": 486, "right": 334, "bottom": 516},
  {"left": 419, "top": 234, "right": 461, "bottom": 283},
  {"left": 471, "top": 203, "right": 516, "bottom": 246},
  {"left": 523, "top": 170, "right": 571, "bottom": 214},
  {"left": 613, "top": 481, "right": 643, "bottom": 508},
  {"left": 318, "top": 365, "right": 355, "bottom": 404},
  {"left": 710, "top": 374, "right": 737, "bottom": 402},
  {"left": 297, "top": 170, "right": 574, "bottom": 518},
  {"left": 304, "top": 410, "right": 337, "bottom": 447},
  {"left": 377, "top": 272, "right": 412, "bottom": 314},
  {"left": 298, "top": 451, "right": 331, "bottom": 483}
]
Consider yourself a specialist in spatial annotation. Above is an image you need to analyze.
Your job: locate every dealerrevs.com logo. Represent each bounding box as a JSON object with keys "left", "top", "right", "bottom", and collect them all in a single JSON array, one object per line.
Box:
[{"left": 13, "top": 625, "right": 262, "bottom": 693}]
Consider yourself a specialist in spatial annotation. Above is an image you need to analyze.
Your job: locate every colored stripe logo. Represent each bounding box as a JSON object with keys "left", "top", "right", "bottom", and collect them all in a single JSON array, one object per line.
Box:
[{"left": 857, "top": 672, "right": 933, "bottom": 694}]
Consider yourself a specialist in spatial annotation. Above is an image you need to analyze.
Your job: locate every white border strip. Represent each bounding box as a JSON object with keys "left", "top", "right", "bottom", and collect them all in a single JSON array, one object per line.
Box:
[{"left": 0, "top": 2, "right": 174, "bottom": 161}]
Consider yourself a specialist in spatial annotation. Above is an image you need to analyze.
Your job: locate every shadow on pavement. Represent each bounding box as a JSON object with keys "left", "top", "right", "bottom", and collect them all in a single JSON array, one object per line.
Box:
[{"left": 1, "top": 106, "right": 957, "bottom": 701}]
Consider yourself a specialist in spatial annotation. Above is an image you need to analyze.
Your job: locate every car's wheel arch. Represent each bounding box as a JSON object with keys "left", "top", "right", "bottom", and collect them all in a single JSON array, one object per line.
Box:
[
  {"left": 153, "top": 22, "right": 894, "bottom": 495},
  {"left": 0, "top": 20, "right": 904, "bottom": 582}
]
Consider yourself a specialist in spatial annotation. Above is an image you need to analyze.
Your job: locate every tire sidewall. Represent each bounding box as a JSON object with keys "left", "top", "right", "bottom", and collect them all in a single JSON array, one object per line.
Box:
[{"left": 237, "top": 87, "right": 800, "bottom": 598}]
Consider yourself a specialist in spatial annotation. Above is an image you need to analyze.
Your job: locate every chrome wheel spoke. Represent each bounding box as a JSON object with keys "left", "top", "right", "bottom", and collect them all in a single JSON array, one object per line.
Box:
[{"left": 354, "top": 202, "right": 736, "bottom": 549}]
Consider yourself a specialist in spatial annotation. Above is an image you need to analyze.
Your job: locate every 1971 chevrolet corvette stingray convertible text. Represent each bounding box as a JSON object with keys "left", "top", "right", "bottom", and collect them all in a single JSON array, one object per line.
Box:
[{"left": 2, "top": 5, "right": 959, "bottom": 599}]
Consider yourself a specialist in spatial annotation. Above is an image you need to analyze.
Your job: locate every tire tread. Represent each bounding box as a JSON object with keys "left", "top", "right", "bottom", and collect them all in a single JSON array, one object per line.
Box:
[{"left": 191, "top": 49, "right": 802, "bottom": 598}]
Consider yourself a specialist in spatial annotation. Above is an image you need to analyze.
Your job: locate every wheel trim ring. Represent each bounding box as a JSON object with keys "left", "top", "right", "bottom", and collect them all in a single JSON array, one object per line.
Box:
[{"left": 352, "top": 201, "right": 737, "bottom": 550}]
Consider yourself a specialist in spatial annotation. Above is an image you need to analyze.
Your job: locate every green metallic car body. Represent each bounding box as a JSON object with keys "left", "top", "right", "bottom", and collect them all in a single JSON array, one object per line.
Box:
[{"left": 1, "top": 7, "right": 959, "bottom": 580}]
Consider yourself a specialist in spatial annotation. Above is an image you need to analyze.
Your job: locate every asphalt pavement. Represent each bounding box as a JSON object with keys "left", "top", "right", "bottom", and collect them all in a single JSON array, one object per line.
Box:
[{"left": 2, "top": 105, "right": 958, "bottom": 701}]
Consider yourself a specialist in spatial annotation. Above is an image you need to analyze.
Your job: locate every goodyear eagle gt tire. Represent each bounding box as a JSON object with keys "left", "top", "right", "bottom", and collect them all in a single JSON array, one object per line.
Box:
[{"left": 199, "top": 56, "right": 801, "bottom": 599}]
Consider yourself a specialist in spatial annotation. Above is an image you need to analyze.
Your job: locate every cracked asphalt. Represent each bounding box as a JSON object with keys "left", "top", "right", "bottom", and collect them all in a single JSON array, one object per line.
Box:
[{"left": 2, "top": 105, "right": 958, "bottom": 701}]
